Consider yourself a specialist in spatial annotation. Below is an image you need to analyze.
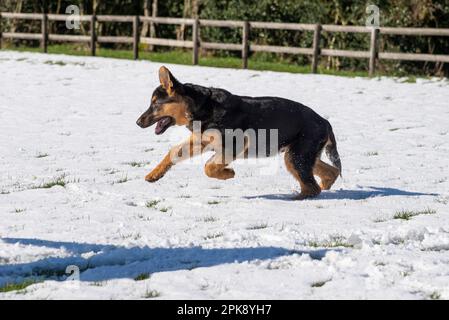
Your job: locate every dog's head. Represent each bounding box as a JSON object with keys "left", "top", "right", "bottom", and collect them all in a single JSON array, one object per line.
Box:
[{"left": 136, "top": 66, "right": 190, "bottom": 135}]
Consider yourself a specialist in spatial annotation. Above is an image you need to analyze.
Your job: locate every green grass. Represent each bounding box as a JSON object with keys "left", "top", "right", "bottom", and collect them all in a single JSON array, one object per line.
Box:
[
  {"left": 207, "top": 200, "right": 220, "bottom": 205},
  {"left": 35, "top": 152, "right": 49, "bottom": 158},
  {"left": 90, "top": 281, "right": 105, "bottom": 287},
  {"left": 203, "top": 232, "right": 223, "bottom": 240},
  {"left": 429, "top": 291, "right": 441, "bottom": 300},
  {"left": 143, "top": 289, "right": 161, "bottom": 299},
  {"left": 246, "top": 223, "right": 268, "bottom": 230},
  {"left": 311, "top": 280, "right": 328, "bottom": 288},
  {"left": 125, "top": 161, "right": 148, "bottom": 167},
  {"left": 308, "top": 235, "right": 353, "bottom": 248},
  {"left": 394, "top": 208, "right": 436, "bottom": 220},
  {"left": 364, "top": 151, "right": 379, "bottom": 156},
  {"left": 202, "top": 215, "right": 218, "bottom": 222},
  {"left": 145, "top": 199, "right": 161, "bottom": 208},
  {"left": 400, "top": 76, "right": 417, "bottom": 83},
  {"left": 3, "top": 43, "right": 373, "bottom": 77},
  {"left": 4, "top": 42, "right": 446, "bottom": 79},
  {"left": 33, "top": 176, "right": 80, "bottom": 189},
  {"left": 113, "top": 175, "right": 129, "bottom": 184},
  {"left": 44, "top": 60, "right": 67, "bottom": 66},
  {"left": 33, "top": 175, "right": 67, "bottom": 189},
  {"left": 134, "top": 273, "right": 150, "bottom": 281},
  {"left": 0, "top": 279, "right": 38, "bottom": 293}
]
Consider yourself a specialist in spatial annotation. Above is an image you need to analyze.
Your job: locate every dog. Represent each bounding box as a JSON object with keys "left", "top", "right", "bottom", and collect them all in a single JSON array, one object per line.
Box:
[{"left": 136, "top": 66, "right": 341, "bottom": 199}]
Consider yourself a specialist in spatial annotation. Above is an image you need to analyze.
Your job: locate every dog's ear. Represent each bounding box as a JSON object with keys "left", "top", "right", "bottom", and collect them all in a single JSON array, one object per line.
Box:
[{"left": 159, "top": 66, "right": 180, "bottom": 96}]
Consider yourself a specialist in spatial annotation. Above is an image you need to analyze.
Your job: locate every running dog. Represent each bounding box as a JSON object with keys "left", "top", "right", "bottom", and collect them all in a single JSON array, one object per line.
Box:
[{"left": 136, "top": 66, "right": 341, "bottom": 199}]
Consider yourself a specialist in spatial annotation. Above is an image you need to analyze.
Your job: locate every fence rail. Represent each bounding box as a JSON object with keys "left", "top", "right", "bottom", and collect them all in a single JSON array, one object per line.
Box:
[{"left": 1, "top": 12, "right": 449, "bottom": 75}]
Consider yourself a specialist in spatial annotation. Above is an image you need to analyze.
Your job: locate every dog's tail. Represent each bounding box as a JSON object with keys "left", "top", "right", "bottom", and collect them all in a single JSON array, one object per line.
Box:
[{"left": 325, "top": 127, "right": 342, "bottom": 177}]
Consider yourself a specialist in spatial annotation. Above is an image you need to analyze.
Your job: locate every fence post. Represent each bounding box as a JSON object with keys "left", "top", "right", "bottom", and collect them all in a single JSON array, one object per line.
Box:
[
  {"left": 369, "top": 27, "right": 379, "bottom": 77},
  {"left": 0, "top": 13, "right": 3, "bottom": 50},
  {"left": 311, "top": 23, "right": 321, "bottom": 73},
  {"left": 41, "top": 13, "right": 48, "bottom": 53},
  {"left": 192, "top": 18, "right": 199, "bottom": 65},
  {"left": 90, "top": 14, "right": 96, "bottom": 56},
  {"left": 242, "top": 21, "right": 250, "bottom": 69},
  {"left": 133, "top": 15, "right": 139, "bottom": 60}
]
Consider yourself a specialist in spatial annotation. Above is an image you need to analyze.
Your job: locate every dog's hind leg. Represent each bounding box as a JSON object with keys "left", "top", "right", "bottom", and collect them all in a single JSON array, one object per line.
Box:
[
  {"left": 204, "top": 152, "right": 235, "bottom": 180},
  {"left": 313, "top": 159, "right": 339, "bottom": 190},
  {"left": 284, "top": 139, "right": 322, "bottom": 200}
]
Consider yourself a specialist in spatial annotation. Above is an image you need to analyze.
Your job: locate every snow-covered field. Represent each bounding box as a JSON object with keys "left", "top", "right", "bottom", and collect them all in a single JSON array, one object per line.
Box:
[{"left": 0, "top": 51, "right": 448, "bottom": 300}]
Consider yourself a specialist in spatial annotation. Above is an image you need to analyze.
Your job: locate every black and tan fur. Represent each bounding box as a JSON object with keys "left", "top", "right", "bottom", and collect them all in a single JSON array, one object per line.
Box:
[{"left": 136, "top": 66, "right": 341, "bottom": 199}]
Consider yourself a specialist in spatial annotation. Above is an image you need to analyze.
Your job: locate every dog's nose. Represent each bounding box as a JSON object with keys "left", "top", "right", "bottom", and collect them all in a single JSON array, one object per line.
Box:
[{"left": 136, "top": 118, "right": 143, "bottom": 127}]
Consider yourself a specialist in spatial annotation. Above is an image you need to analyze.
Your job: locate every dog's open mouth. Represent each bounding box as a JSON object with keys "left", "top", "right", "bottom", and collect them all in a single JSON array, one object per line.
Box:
[{"left": 155, "top": 116, "right": 174, "bottom": 135}]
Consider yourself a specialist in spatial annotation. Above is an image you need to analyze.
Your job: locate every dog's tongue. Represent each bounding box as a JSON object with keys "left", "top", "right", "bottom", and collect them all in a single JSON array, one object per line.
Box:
[{"left": 155, "top": 118, "right": 170, "bottom": 135}]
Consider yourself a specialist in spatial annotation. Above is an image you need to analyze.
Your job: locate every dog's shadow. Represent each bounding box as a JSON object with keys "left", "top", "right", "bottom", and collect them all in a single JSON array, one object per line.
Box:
[
  {"left": 0, "top": 238, "right": 336, "bottom": 283},
  {"left": 244, "top": 186, "right": 438, "bottom": 201}
]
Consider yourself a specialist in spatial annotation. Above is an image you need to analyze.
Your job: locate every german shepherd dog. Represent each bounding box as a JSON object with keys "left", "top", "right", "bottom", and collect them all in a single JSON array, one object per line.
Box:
[{"left": 137, "top": 66, "right": 341, "bottom": 199}]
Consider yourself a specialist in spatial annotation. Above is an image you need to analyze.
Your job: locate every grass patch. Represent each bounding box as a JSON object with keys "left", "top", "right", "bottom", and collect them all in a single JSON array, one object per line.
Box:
[
  {"left": 203, "top": 232, "right": 223, "bottom": 240},
  {"left": 394, "top": 208, "right": 436, "bottom": 220},
  {"left": 14, "top": 208, "right": 26, "bottom": 213},
  {"left": 145, "top": 199, "right": 169, "bottom": 212},
  {"left": 311, "top": 280, "right": 328, "bottom": 288},
  {"left": 145, "top": 199, "right": 161, "bottom": 209},
  {"left": 104, "top": 168, "right": 120, "bottom": 175},
  {"left": 308, "top": 235, "right": 353, "bottom": 248},
  {"left": 429, "top": 291, "right": 441, "bottom": 300},
  {"left": 364, "top": 151, "right": 379, "bottom": 156},
  {"left": 3, "top": 43, "right": 440, "bottom": 79},
  {"left": 90, "top": 281, "right": 105, "bottom": 287},
  {"left": 373, "top": 217, "right": 387, "bottom": 223},
  {"left": 400, "top": 76, "right": 417, "bottom": 83},
  {"left": 44, "top": 60, "right": 67, "bottom": 66},
  {"left": 33, "top": 175, "right": 67, "bottom": 189},
  {"left": 0, "top": 279, "right": 38, "bottom": 293},
  {"left": 125, "top": 161, "right": 148, "bottom": 167},
  {"left": 144, "top": 289, "right": 161, "bottom": 299},
  {"left": 113, "top": 175, "right": 128, "bottom": 184},
  {"left": 134, "top": 273, "right": 150, "bottom": 281},
  {"left": 2, "top": 44, "right": 372, "bottom": 77},
  {"left": 203, "top": 216, "right": 218, "bottom": 222},
  {"left": 35, "top": 153, "right": 49, "bottom": 158},
  {"left": 246, "top": 223, "right": 268, "bottom": 230},
  {"left": 207, "top": 200, "right": 220, "bottom": 205}
]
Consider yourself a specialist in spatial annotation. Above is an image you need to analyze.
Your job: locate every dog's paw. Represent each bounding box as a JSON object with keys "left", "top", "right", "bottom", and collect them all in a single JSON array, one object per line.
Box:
[
  {"left": 145, "top": 171, "right": 164, "bottom": 182},
  {"left": 222, "top": 168, "right": 235, "bottom": 180},
  {"left": 295, "top": 190, "right": 321, "bottom": 200}
]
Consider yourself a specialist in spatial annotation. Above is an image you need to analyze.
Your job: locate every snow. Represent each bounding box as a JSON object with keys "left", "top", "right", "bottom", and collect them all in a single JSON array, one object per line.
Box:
[{"left": 0, "top": 50, "right": 448, "bottom": 300}]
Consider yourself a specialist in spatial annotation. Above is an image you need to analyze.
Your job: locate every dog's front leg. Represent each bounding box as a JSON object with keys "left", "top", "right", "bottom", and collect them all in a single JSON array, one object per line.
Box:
[
  {"left": 145, "top": 152, "right": 174, "bottom": 182},
  {"left": 145, "top": 134, "right": 205, "bottom": 182}
]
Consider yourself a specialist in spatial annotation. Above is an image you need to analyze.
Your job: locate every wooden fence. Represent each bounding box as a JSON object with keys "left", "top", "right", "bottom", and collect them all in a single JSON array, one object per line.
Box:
[{"left": 1, "top": 12, "right": 449, "bottom": 76}]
